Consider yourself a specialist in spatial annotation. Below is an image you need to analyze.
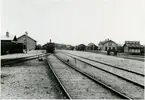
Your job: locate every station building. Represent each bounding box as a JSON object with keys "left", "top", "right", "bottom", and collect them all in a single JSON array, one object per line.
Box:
[
  {"left": 98, "top": 39, "right": 117, "bottom": 51},
  {"left": 17, "top": 33, "right": 37, "bottom": 51}
]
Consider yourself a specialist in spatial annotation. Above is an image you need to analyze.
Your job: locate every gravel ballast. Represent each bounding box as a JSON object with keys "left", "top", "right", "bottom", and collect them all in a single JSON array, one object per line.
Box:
[
  {"left": 63, "top": 53, "right": 144, "bottom": 86},
  {"left": 48, "top": 55, "right": 123, "bottom": 99},
  {"left": 1, "top": 57, "right": 65, "bottom": 99},
  {"left": 56, "top": 53, "right": 144, "bottom": 99},
  {"left": 60, "top": 50, "right": 144, "bottom": 75}
]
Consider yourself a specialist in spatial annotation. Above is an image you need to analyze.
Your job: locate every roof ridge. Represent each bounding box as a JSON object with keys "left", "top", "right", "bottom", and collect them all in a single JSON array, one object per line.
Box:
[{"left": 17, "top": 34, "right": 36, "bottom": 42}]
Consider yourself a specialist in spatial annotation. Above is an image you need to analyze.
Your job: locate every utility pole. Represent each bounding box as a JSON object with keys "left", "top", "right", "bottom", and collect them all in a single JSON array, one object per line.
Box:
[{"left": 25, "top": 32, "right": 28, "bottom": 53}]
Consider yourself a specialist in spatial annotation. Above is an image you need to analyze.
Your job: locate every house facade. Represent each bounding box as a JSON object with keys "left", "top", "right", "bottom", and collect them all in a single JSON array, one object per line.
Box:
[
  {"left": 98, "top": 39, "right": 117, "bottom": 51},
  {"left": 123, "top": 41, "right": 143, "bottom": 54},
  {"left": 17, "top": 34, "right": 37, "bottom": 51}
]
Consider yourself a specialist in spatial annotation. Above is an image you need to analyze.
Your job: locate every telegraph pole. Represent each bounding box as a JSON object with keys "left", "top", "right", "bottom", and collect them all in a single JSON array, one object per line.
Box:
[{"left": 25, "top": 32, "right": 28, "bottom": 53}]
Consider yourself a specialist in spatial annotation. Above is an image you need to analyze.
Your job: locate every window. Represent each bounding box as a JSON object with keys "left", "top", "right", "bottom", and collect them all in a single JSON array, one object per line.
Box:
[
  {"left": 132, "top": 49, "right": 134, "bottom": 53},
  {"left": 113, "top": 47, "right": 115, "bottom": 50},
  {"left": 105, "top": 47, "right": 107, "bottom": 51}
]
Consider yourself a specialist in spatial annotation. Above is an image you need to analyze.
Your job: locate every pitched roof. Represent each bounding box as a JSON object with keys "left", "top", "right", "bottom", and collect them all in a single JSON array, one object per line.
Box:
[
  {"left": 17, "top": 34, "right": 37, "bottom": 42},
  {"left": 1, "top": 32, "right": 15, "bottom": 40},
  {"left": 88, "top": 42, "right": 95, "bottom": 46},
  {"left": 88, "top": 43, "right": 97, "bottom": 47},
  {"left": 125, "top": 41, "right": 140, "bottom": 44},
  {"left": 124, "top": 41, "right": 143, "bottom": 48},
  {"left": 99, "top": 39, "right": 117, "bottom": 45},
  {"left": 78, "top": 44, "right": 86, "bottom": 47}
]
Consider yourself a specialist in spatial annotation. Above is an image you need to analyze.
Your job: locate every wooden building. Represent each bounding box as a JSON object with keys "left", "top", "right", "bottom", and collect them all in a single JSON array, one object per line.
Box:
[
  {"left": 98, "top": 39, "right": 117, "bottom": 51},
  {"left": 1, "top": 32, "right": 23, "bottom": 55},
  {"left": 123, "top": 41, "right": 143, "bottom": 54},
  {"left": 17, "top": 33, "right": 37, "bottom": 51}
]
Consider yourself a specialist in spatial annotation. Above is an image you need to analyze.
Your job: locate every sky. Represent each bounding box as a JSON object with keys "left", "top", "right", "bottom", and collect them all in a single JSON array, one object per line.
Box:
[{"left": 1, "top": 0, "right": 145, "bottom": 46}]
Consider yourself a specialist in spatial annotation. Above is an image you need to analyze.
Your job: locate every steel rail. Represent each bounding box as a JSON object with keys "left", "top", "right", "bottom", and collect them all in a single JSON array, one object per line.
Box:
[
  {"left": 60, "top": 53, "right": 144, "bottom": 88},
  {"left": 46, "top": 56, "right": 72, "bottom": 99},
  {"left": 61, "top": 52, "right": 144, "bottom": 77},
  {"left": 54, "top": 54, "right": 132, "bottom": 100}
]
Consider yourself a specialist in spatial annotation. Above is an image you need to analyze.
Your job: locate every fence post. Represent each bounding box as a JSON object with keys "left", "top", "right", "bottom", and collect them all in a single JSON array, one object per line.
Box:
[{"left": 75, "top": 58, "right": 77, "bottom": 67}]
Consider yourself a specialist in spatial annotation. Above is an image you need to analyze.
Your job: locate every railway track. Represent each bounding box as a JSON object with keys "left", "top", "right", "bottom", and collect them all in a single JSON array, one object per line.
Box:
[
  {"left": 46, "top": 56, "right": 72, "bottom": 99},
  {"left": 47, "top": 54, "right": 132, "bottom": 99},
  {"left": 59, "top": 52, "right": 144, "bottom": 88},
  {"left": 61, "top": 51, "right": 144, "bottom": 77},
  {"left": 1, "top": 53, "right": 48, "bottom": 66},
  {"left": 55, "top": 53, "right": 144, "bottom": 99}
]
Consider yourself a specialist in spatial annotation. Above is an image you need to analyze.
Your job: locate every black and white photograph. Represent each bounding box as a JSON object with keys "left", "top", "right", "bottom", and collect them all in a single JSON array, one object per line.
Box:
[{"left": 1, "top": 0, "right": 145, "bottom": 99}]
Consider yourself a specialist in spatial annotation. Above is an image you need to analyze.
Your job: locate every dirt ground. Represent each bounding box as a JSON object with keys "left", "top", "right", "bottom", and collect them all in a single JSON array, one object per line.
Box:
[{"left": 1, "top": 57, "right": 65, "bottom": 99}]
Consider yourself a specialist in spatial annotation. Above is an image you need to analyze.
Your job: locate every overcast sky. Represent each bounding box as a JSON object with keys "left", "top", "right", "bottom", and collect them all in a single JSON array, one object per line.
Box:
[{"left": 1, "top": 0, "right": 145, "bottom": 45}]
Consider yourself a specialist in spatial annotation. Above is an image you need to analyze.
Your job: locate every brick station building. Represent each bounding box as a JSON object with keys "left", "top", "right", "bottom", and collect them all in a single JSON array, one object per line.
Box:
[{"left": 17, "top": 33, "right": 37, "bottom": 51}]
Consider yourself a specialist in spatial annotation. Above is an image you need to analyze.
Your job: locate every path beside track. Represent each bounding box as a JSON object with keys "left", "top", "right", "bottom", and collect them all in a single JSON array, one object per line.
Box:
[{"left": 1, "top": 56, "right": 65, "bottom": 99}]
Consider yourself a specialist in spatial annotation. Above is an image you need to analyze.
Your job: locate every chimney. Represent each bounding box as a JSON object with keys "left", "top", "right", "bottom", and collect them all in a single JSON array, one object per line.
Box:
[
  {"left": 25, "top": 31, "right": 28, "bottom": 35},
  {"left": 6, "top": 31, "right": 9, "bottom": 37},
  {"left": 50, "top": 39, "right": 51, "bottom": 43}
]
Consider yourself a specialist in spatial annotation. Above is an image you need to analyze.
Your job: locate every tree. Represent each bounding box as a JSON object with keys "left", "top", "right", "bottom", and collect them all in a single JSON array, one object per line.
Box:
[
  {"left": 13, "top": 36, "right": 17, "bottom": 41},
  {"left": 36, "top": 44, "right": 42, "bottom": 50},
  {"left": 76, "top": 44, "right": 86, "bottom": 51}
]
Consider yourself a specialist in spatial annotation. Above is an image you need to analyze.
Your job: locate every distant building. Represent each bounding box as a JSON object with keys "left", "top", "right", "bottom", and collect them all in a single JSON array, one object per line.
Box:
[
  {"left": 75, "top": 44, "right": 87, "bottom": 51},
  {"left": 98, "top": 39, "right": 117, "bottom": 51},
  {"left": 87, "top": 43, "right": 98, "bottom": 50},
  {"left": 17, "top": 33, "right": 37, "bottom": 51},
  {"left": 66, "top": 45, "right": 72, "bottom": 49},
  {"left": 123, "top": 41, "right": 143, "bottom": 54}
]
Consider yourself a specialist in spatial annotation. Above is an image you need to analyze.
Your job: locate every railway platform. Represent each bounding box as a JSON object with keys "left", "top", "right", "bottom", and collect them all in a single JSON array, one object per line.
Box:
[{"left": 1, "top": 50, "right": 45, "bottom": 60}]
